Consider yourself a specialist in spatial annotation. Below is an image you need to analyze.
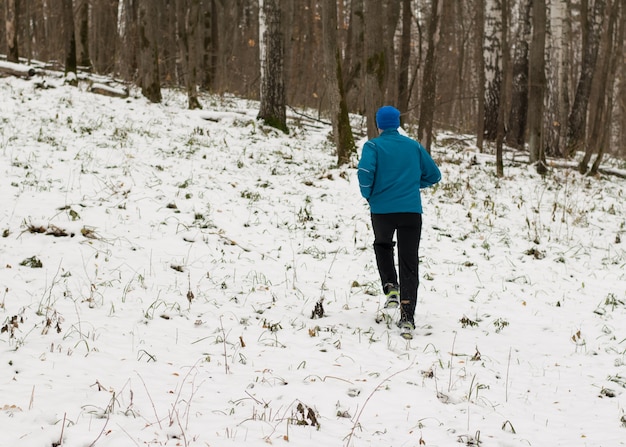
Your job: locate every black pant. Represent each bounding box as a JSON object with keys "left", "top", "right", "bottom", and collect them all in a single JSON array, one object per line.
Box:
[{"left": 371, "top": 213, "right": 422, "bottom": 323}]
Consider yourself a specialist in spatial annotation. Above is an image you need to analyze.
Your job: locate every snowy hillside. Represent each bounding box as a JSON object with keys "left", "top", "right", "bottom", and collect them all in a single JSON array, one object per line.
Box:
[{"left": 1, "top": 76, "right": 625, "bottom": 447}]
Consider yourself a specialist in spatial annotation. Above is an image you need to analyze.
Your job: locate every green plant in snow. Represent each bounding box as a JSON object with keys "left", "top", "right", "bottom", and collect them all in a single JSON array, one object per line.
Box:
[{"left": 493, "top": 318, "right": 509, "bottom": 333}]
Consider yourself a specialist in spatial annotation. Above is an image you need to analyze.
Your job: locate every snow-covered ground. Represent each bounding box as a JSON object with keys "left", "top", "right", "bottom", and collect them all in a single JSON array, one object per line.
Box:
[{"left": 1, "top": 75, "right": 625, "bottom": 447}]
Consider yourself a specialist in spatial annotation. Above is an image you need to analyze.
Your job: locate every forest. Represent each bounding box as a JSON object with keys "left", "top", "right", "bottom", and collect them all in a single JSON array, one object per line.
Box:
[{"left": 1, "top": 0, "right": 625, "bottom": 173}]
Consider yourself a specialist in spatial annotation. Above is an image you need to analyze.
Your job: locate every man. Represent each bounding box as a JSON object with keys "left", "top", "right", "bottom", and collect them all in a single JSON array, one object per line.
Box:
[{"left": 357, "top": 106, "right": 441, "bottom": 338}]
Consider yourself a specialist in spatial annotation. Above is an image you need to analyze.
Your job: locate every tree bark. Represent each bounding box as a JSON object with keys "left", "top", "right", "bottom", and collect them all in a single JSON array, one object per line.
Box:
[
  {"left": 76, "top": 0, "right": 92, "bottom": 69},
  {"left": 383, "top": 1, "right": 401, "bottom": 104},
  {"left": 138, "top": 0, "right": 162, "bottom": 103},
  {"left": 63, "top": 0, "right": 78, "bottom": 78},
  {"left": 483, "top": 0, "right": 504, "bottom": 142},
  {"left": 565, "top": 0, "right": 606, "bottom": 157},
  {"left": 321, "top": 0, "right": 355, "bottom": 166},
  {"left": 258, "top": 0, "right": 287, "bottom": 133},
  {"left": 363, "top": 0, "right": 385, "bottom": 138},
  {"left": 178, "top": 0, "right": 202, "bottom": 109},
  {"left": 0, "top": 60, "right": 36, "bottom": 78},
  {"left": 507, "top": 0, "right": 531, "bottom": 148},
  {"left": 118, "top": 0, "right": 138, "bottom": 81},
  {"left": 583, "top": 0, "right": 619, "bottom": 175},
  {"left": 475, "top": 0, "right": 486, "bottom": 151},
  {"left": 201, "top": 0, "right": 218, "bottom": 90},
  {"left": 397, "top": 0, "right": 411, "bottom": 121},
  {"left": 418, "top": 0, "right": 442, "bottom": 152},
  {"left": 89, "top": 82, "right": 130, "bottom": 98},
  {"left": 527, "top": 0, "right": 547, "bottom": 174},
  {"left": 343, "top": 0, "right": 365, "bottom": 110},
  {"left": 6, "top": 0, "right": 19, "bottom": 63},
  {"left": 544, "top": 0, "right": 570, "bottom": 157},
  {"left": 495, "top": 0, "right": 509, "bottom": 177}
]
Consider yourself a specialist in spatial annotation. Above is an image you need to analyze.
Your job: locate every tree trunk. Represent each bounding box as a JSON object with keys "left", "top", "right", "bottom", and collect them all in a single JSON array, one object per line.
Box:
[
  {"left": 321, "top": 0, "right": 355, "bottom": 166},
  {"left": 483, "top": 0, "right": 504, "bottom": 142},
  {"left": 418, "top": 0, "right": 442, "bottom": 152},
  {"left": 383, "top": 1, "right": 401, "bottom": 104},
  {"left": 363, "top": 0, "right": 385, "bottom": 138},
  {"left": 0, "top": 60, "right": 36, "bottom": 78},
  {"left": 6, "top": 0, "right": 19, "bottom": 62},
  {"left": 544, "top": 0, "right": 570, "bottom": 157},
  {"left": 187, "top": 0, "right": 202, "bottom": 108},
  {"left": 565, "top": 0, "right": 606, "bottom": 157},
  {"left": 476, "top": 0, "right": 486, "bottom": 151},
  {"left": 201, "top": 0, "right": 218, "bottom": 90},
  {"left": 76, "top": 0, "right": 92, "bottom": 69},
  {"left": 258, "top": 0, "right": 287, "bottom": 133},
  {"left": 63, "top": 0, "right": 78, "bottom": 78},
  {"left": 138, "top": 0, "right": 162, "bottom": 103},
  {"left": 178, "top": 0, "right": 202, "bottom": 109},
  {"left": 397, "top": 0, "right": 411, "bottom": 121},
  {"left": 343, "top": 0, "right": 365, "bottom": 110},
  {"left": 527, "top": 0, "right": 547, "bottom": 174},
  {"left": 118, "top": 0, "right": 138, "bottom": 81},
  {"left": 506, "top": 0, "right": 531, "bottom": 148},
  {"left": 583, "top": 0, "right": 619, "bottom": 175},
  {"left": 495, "top": 0, "right": 509, "bottom": 177},
  {"left": 615, "top": 2, "right": 626, "bottom": 159}
]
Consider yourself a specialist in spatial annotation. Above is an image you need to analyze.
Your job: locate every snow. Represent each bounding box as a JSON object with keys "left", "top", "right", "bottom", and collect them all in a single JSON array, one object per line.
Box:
[{"left": 1, "top": 75, "right": 625, "bottom": 447}]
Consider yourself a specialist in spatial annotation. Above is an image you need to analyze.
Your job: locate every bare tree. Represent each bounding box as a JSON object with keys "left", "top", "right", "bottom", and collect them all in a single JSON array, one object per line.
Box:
[
  {"left": 321, "top": 0, "right": 355, "bottom": 166},
  {"left": 200, "top": 0, "right": 218, "bottom": 90},
  {"left": 258, "top": 0, "right": 287, "bottom": 132},
  {"left": 581, "top": 0, "right": 620, "bottom": 174},
  {"left": 476, "top": 0, "right": 486, "bottom": 151},
  {"left": 363, "top": 0, "right": 385, "bottom": 138},
  {"left": 76, "top": 0, "right": 91, "bottom": 69},
  {"left": 495, "top": 0, "right": 510, "bottom": 177},
  {"left": 63, "top": 0, "right": 78, "bottom": 78},
  {"left": 397, "top": 0, "right": 412, "bottom": 120},
  {"left": 418, "top": 0, "right": 442, "bottom": 152},
  {"left": 118, "top": 0, "right": 138, "bottom": 81},
  {"left": 618, "top": 11, "right": 626, "bottom": 158},
  {"left": 343, "top": 0, "right": 365, "bottom": 110},
  {"left": 177, "top": 0, "right": 202, "bottom": 109},
  {"left": 507, "top": 0, "right": 531, "bottom": 148},
  {"left": 138, "top": 0, "right": 162, "bottom": 103},
  {"left": 382, "top": 1, "right": 401, "bottom": 104},
  {"left": 565, "top": 0, "right": 606, "bottom": 157},
  {"left": 544, "top": 0, "right": 571, "bottom": 157},
  {"left": 6, "top": 0, "right": 19, "bottom": 62},
  {"left": 527, "top": 0, "right": 547, "bottom": 173},
  {"left": 344, "top": 0, "right": 365, "bottom": 113},
  {"left": 483, "top": 0, "right": 504, "bottom": 141}
]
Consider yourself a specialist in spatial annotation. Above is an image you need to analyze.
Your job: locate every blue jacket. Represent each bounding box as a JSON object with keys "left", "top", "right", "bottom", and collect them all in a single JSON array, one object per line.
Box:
[{"left": 358, "top": 129, "right": 441, "bottom": 214}]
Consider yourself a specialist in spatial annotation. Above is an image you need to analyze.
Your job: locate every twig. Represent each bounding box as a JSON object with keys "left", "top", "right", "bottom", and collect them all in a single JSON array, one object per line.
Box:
[
  {"left": 448, "top": 331, "right": 457, "bottom": 392},
  {"left": 116, "top": 422, "right": 142, "bottom": 447},
  {"left": 29, "top": 385, "right": 35, "bottom": 410},
  {"left": 220, "top": 316, "right": 230, "bottom": 374},
  {"left": 57, "top": 412, "right": 67, "bottom": 446},
  {"left": 87, "top": 416, "right": 110, "bottom": 447},
  {"left": 136, "top": 372, "right": 163, "bottom": 429},
  {"left": 505, "top": 346, "right": 512, "bottom": 403},
  {"left": 344, "top": 364, "right": 413, "bottom": 447}
]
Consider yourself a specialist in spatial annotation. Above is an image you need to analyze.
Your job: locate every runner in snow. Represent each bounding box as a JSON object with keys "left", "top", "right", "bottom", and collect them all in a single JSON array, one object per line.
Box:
[{"left": 357, "top": 106, "right": 441, "bottom": 338}]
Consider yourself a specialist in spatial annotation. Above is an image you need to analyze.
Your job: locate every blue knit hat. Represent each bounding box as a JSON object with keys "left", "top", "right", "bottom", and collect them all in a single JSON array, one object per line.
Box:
[{"left": 375, "top": 106, "right": 401, "bottom": 130}]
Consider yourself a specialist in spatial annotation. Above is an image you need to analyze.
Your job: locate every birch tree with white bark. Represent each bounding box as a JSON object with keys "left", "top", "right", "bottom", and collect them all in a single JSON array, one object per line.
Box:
[
  {"left": 483, "top": 0, "right": 504, "bottom": 141},
  {"left": 544, "top": 0, "right": 571, "bottom": 157},
  {"left": 527, "top": 0, "right": 547, "bottom": 173}
]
